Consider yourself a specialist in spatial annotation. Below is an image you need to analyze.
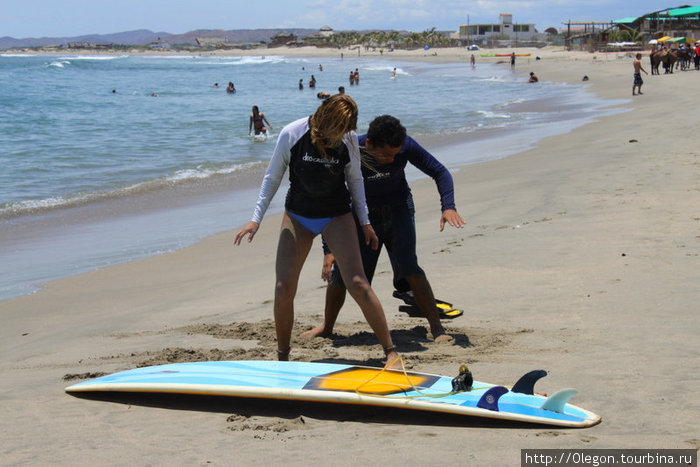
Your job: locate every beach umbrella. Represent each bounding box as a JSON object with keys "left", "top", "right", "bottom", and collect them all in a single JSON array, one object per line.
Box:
[
  {"left": 657, "top": 36, "right": 673, "bottom": 42},
  {"left": 648, "top": 39, "right": 658, "bottom": 44}
]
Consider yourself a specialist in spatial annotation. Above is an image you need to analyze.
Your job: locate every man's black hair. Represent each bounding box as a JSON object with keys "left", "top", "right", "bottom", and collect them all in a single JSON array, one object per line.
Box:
[{"left": 366, "top": 115, "right": 406, "bottom": 148}]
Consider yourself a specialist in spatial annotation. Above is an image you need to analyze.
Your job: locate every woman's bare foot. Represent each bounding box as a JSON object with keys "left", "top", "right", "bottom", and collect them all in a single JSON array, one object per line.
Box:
[
  {"left": 383, "top": 347, "right": 403, "bottom": 370},
  {"left": 276, "top": 348, "right": 290, "bottom": 361}
]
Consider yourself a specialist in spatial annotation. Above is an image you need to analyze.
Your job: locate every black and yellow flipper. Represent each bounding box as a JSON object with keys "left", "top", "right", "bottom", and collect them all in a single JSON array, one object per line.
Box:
[{"left": 393, "top": 290, "right": 463, "bottom": 319}]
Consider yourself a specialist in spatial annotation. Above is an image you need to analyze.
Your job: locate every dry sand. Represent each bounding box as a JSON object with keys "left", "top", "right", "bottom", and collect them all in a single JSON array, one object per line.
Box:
[{"left": 1, "top": 46, "right": 698, "bottom": 466}]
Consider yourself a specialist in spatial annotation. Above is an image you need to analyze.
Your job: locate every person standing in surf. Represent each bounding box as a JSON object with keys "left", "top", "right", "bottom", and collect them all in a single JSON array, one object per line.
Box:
[
  {"left": 234, "top": 94, "right": 401, "bottom": 367},
  {"left": 249, "top": 106, "right": 272, "bottom": 136}
]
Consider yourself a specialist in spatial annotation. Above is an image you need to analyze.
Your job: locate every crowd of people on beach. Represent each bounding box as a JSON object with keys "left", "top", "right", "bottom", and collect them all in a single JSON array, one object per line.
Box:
[
  {"left": 648, "top": 41, "right": 700, "bottom": 75},
  {"left": 631, "top": 42, "right": 700, "bottom": 96},
  {"left": 227, "top": 62, "right": 374, "bottom": 140}
]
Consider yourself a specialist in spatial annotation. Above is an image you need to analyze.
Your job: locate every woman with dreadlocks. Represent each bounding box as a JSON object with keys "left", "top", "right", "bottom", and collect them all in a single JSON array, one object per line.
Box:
[{"left": 234, "top": 94, "right": 400, "bottom": 367}]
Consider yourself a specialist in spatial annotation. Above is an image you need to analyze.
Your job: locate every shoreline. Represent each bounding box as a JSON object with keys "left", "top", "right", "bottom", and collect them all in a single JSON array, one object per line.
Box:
[
  {"left": 2, "top": 49, "right": 699, "bottom": 465},
  {"left": 0, "top": 52, "right": 619, "bottom": 301}
]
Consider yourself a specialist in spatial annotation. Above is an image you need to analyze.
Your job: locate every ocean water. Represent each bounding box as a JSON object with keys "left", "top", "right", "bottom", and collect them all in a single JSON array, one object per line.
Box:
[{"left": 0, "top": 53, "right": 622, "bottom": 300}]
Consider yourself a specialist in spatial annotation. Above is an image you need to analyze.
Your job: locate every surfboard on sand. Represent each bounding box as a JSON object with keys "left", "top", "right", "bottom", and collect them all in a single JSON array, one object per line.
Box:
[{"left": 65, "top": 361, "right": 601, "bottom": 428}]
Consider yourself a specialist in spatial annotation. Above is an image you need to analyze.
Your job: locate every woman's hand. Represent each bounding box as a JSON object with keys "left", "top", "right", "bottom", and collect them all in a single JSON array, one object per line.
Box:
[{"left": 234, "top": 221, "right": 260, "bottom": 245}]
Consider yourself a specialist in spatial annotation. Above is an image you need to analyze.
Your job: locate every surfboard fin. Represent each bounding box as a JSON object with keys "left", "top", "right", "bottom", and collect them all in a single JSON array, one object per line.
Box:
[
  {"left": 512, "top": 370, "right": 548, "bottom": 395},
  {"left": 476, "top": 386, "right": 508, "bottom": 411},
  {"left": 541, "top": 388, "right": 578, "bottom": 414}
]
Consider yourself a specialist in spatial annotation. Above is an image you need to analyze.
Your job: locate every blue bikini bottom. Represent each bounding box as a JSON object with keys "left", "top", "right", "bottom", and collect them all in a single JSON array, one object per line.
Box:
[{"left": 288, "top": 212, "right": 336, "bottom": 236}]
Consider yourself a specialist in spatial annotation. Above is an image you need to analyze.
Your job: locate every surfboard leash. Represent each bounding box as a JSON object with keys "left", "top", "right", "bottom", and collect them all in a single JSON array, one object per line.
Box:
[{"left": 354, "top": 357, "right": 488, "bottom": 400}]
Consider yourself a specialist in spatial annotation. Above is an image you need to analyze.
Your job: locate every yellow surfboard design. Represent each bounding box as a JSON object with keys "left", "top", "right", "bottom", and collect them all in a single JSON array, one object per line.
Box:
[{"left": 303, "top": 367, "right": 440, "bottom": 395}]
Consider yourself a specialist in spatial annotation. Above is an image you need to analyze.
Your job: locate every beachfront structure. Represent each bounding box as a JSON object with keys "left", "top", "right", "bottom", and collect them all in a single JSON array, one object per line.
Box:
[
  {"left": 613, "top": 5, "right": 700, "bottom": 39},
  {"left": 457, "top": 14, "right": 538, "bottom": 43},
  {"left": 561, "top": 5, "right": 700, "bottom": 51}
]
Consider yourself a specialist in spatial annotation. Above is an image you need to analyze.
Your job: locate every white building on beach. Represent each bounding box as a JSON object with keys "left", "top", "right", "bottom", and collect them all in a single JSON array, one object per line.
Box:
[{"left": 456, "top": 14, "right": 538, "bottom": 43}]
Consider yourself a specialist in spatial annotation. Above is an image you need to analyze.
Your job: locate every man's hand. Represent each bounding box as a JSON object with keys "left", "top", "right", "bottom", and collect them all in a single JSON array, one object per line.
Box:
[
  {"left": 321, "top": 253, "right": 336, "bottom": 282},
  {"left": 440, "top": 209, "right": 466, "bottom": 231},
  {"left": 362, "top": 224, "right": 379, "bottom": 250}
]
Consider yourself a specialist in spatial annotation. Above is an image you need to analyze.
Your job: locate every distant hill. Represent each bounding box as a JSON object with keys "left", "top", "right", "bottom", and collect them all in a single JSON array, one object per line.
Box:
[{"left": 0, "top": 28, "right": 320, "bottom": 49}]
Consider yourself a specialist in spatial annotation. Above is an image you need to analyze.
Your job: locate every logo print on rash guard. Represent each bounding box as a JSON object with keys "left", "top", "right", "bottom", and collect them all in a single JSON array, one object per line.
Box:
[{"left": 302, "top": 153, "right": 340, "bottom": 168}]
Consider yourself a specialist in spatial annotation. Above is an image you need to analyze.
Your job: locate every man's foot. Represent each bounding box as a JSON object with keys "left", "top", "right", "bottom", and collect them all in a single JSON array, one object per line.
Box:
[
  {"left": 301, "top": 326, "right": 331, "bottom": 338},
  {"left": 638, "top": 91, "right": 643, "bottom": 95},
  {"left": 434, "top": 333, "right": 454, "bottom": 344}
]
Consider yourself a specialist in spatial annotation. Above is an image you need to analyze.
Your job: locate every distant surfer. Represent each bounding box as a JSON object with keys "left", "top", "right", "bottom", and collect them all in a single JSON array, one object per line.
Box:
[
  {"left": 234, "top": 95, "right": 401, "bottom": 368},
  {"left": 303, "top": 115, "right": 465, "bottom": 343},
  {"left": 249, "top": 106, "right": 272, "bottom": 136}
]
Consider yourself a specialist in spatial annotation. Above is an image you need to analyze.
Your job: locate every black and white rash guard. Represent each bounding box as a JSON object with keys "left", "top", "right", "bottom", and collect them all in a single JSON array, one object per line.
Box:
[{"left": 250, "top": 116, "right": 370, "bottom": 226}]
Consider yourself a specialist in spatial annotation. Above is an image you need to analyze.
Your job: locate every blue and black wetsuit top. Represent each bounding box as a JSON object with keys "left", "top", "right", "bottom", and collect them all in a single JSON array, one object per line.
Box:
[{"left": 358, "top": 134, "right": 456, "bottom": 212}]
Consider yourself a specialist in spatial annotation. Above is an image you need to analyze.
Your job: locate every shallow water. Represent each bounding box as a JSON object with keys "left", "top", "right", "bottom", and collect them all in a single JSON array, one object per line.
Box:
[{"left": 0, "top": 53, "right": 622, "bottom": 300}]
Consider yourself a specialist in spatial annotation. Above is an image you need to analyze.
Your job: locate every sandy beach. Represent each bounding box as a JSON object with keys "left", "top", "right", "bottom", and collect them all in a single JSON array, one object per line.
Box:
[{"left": 1, "top": 46, "right": 698, "bottom": 465}]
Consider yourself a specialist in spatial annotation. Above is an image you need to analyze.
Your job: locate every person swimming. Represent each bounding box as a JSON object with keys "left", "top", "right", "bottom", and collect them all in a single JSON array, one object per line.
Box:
[{"left": 226, "top": 82, "right": 236, "bottom": 94}]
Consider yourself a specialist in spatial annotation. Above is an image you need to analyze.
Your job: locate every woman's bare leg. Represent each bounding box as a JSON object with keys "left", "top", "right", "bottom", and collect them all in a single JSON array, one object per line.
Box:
[
  {"left": 274, "top": 213, "right": 315, "bottom": 360},
  {"left": 323, "top": 213, "right": 400, "bottom": 367}
]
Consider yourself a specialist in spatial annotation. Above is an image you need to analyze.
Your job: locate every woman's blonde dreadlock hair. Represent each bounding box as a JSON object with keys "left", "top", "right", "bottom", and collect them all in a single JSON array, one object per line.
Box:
[{"left": 309, "top": 94, "right": 358, "bottom": 159}]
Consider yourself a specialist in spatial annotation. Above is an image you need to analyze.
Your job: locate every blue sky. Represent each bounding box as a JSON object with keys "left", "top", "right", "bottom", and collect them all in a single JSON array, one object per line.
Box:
[{"left": 3, "top": 0, "right": 677, "bottom": 38}]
